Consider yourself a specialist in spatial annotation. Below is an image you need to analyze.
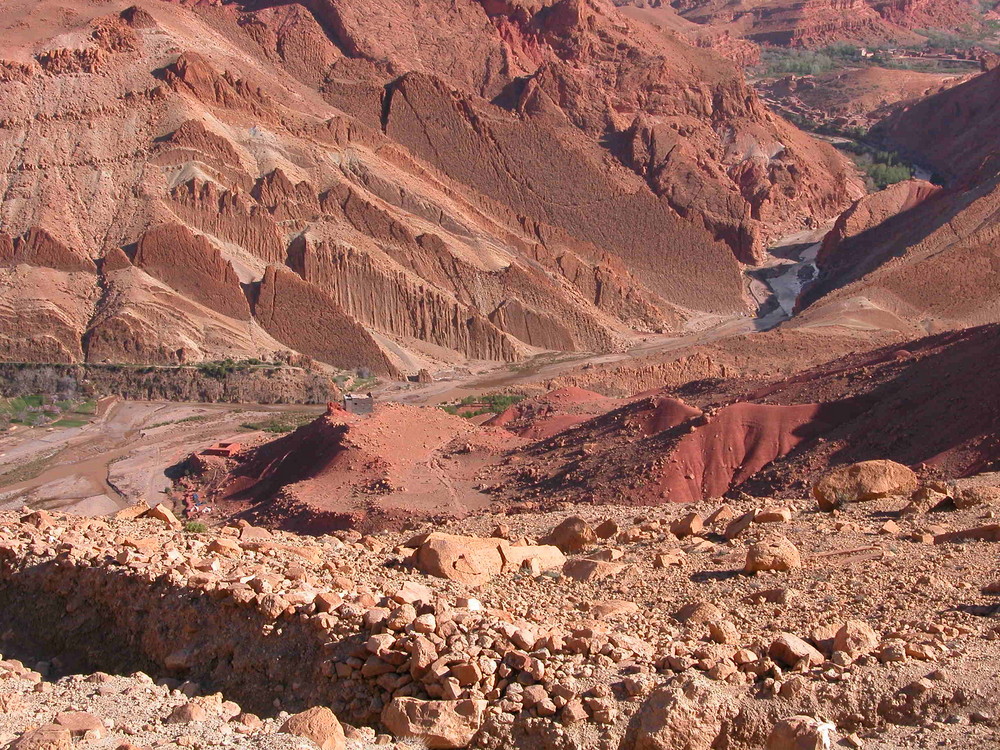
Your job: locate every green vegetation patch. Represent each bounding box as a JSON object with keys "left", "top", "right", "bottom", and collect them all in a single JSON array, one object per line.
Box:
[
  {"left": 240, "top": 412, "right": 317, "bottom": 433},
  {"left": 0, "top": 394, "right": 99, "bottom": 429},
  {"left": 835, "top": 142, "right": 914, "bottom": 190},
  {"left": 440, "top": 393, "right": 528, "bottom": 419}
]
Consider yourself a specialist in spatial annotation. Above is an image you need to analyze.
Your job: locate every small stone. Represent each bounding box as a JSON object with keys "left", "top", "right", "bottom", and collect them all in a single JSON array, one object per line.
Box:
[
  {"left": 879, "top": 520, "right": 900, "bottom": 536},
  {"left": 280, "top": 707, "right": 345, "bottom": 750},
  {"left": 765, "top": 715, "right": 834, "bottom": 749},
  {"left": 745, "top": 535, "right": 801, "bottom": 573},
  {"left": 669, "top": 513, "right": 703, "bottom": 538}
]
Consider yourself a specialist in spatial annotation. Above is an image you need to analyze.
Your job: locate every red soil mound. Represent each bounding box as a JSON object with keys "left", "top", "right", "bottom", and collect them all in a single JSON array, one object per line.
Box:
[
  {"left": 487, "top": 387, "right": 621, "bottom": 439},
  {"left": 205, "top": 403, "right": 519, "bottom": 534},
  {"left": 493, "top": 325, "right": 1000, "bottom": 507}
]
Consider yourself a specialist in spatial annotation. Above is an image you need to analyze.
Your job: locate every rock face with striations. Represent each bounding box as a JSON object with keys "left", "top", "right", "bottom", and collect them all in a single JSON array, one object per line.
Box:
[{"left": 0, "top": 0, "right": 860, "bottom": 372}]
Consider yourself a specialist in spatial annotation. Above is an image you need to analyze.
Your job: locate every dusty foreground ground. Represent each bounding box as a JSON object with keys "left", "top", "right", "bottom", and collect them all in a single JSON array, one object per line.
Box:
[{"left": 2, "top": 462, "right": 1000, "bottom": 750}]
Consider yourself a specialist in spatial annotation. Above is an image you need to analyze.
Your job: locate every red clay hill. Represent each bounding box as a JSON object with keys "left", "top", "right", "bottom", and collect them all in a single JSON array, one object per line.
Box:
[{"left": 193, "top": 324, "right": 1000, "bottom": 530}]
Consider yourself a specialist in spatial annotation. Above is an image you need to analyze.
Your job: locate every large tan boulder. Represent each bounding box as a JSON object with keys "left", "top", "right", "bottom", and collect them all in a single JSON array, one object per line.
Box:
[
  {"left": 542, "top": 516, "right": 597, "bottom": 552},
  {"left": 53, "top": 712, "right": 106, "bottom": 739},
  {"left": 280, "top": 706, "right": 345, "bottom": 750},
  {"left": 562, "top": 558, "right": 627, "bottom": 581},
  {"left": 833, "top": 620, "right": 879, "bottom": 657},
  {"left": 954, "top": 485, "right": 1000, "bottom": 509},
  {"left": 143, "top": 503, "right": 181, "bottom": 530},
  {"left": 500, "top": 543, "right": 566, "bottom": 572},
  {"left": 769, "top": 634, "right": 824, "bottom": 668},
  {"left": 813, "top": 460, "right": 918, "bottom": 511},
  {"left": 412, "top": 533, "right": 507, "bottom": 586},
  {"left": 745, "top": 535, "right": 801, "bottom": 573},
  {"left": 412, "top": 533, "right": 564, "bottom": 585},
  {"left": 631, "top": 677, "right": 728, "bottom": 749},
  {"left": 8, "top": 726, "right": 72, "bottom": 750},
  {"left": 381, "top": 698, "right": 486, "bottom": 749},
  {"left": 766, "top": 715, "right": 833, "bottom": 749}
]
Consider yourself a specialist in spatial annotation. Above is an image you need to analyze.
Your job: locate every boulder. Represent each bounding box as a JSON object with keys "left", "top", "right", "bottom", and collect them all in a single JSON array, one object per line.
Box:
[
  {"left": 813, "top": 460, "right": 918, "bottom": 511},
  {"left": 723, "top": 510, "right": 757, "bottom": 539},
  {"left": 144, "top": 503, "right": 181, "bottom": 529},
  {"left": 756, "top": 507, "right": 792, "bottom": 524},
  {"left": 954, "top": 485, "right": 1000, "bottom": 509},
  {"left": 769, "top": 634, "right": 824, "bottom": 669},
  {"left": 833, "top": 620, "right": 879, "bottom": 657},
  {"left": 381, "top": 698, "right": 486, "bottom": 749},
  {"left": 901, "top": 485, "right": 949, "bottom": 515},
  {"left": 590, "top": 600, "right": 640, "bottom": 619},
  {"left": 631, "top": 677, "right": 727, "bottom": 749},
  {"left": 669, "top": 513, "right": 703, "bottom": 538},
  {"left": 745, "top": 535, "right": 801, "bottom": 573},
  {"left": 934, "top": 524, "right": 1000, "bottom": 544},
  {"left": 207, "top": 538, "right": 242, "bottom": 558},
  {"left": 542, "top": 516, "right": 597, "bottom": 553},
  {"left": 674, "top": 601, "right": 722, "bottom": 625},
  {"left": 53, "top": 712, "right": 106, "bottom": 739},
  {"left": 766, "top": 715, "right": 834, "bottom": 750},
  {"left": 413, "top": 533, "right": 506, "bottom": 586},
  {"left": 594, "top": 519, "right": 619, "bottom": 539},
  {"left": 280, "top": 706, "right": 346, "bottom": 750},
  {"left": 562, "top": 558, "right": 626, "bottom": 581},
  {"left": 8, "top": 726, "right": 72, "bottom": 750},
  {"left": 166, "top": 703, "right": 208, "bottom": 724},
  {"left": 499, "top": 543, "right": 566, "bottom": 572}
]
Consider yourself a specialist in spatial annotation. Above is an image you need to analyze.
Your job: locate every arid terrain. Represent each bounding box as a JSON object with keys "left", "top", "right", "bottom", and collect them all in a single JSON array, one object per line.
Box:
[{"left": 2, "top": 0, "right": 1000, "bottom": 748}]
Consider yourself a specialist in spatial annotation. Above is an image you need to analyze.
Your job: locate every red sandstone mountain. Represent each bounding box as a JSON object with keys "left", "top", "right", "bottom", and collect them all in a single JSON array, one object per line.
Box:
[
  {"left": 664, "top": 0, "right": 979, "bottom": 48},
  {"left": 795, "top": 67, "right": 1000, "bottom": 337},
  {"left": 874, "top": 64, "right": 1000, "bottom": 183},
  {"left": 0, "top": 0, "right": 861, "bottom": 375}
]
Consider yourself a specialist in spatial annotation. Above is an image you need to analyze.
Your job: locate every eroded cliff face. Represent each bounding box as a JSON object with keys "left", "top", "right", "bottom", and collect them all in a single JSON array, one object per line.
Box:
[
  {"left": 0, "top": 0, "right": 859, "bottom": 373},
  {"left": 667, "top": 0, "right": 977, "bottom": 48}
]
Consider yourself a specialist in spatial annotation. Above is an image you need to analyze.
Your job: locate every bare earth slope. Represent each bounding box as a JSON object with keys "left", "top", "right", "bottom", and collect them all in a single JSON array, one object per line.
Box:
[
  {"left": 874, "top": 64, "right": 1000, "bottom": 183},
  {"left": 193, "top": 324, "right": 1000, "bottom": 524}
]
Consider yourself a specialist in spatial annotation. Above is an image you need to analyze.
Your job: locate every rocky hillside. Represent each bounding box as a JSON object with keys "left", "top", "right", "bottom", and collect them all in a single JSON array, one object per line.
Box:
[
  {"left": 873, "top": 64, "right": 1000, "bottom": 184},
  {"left": 4, "top": 466, "right": 1000, "bottom": 749},
  {"left": 0, "top": 0, "right": 861, "bottom": 376}
]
